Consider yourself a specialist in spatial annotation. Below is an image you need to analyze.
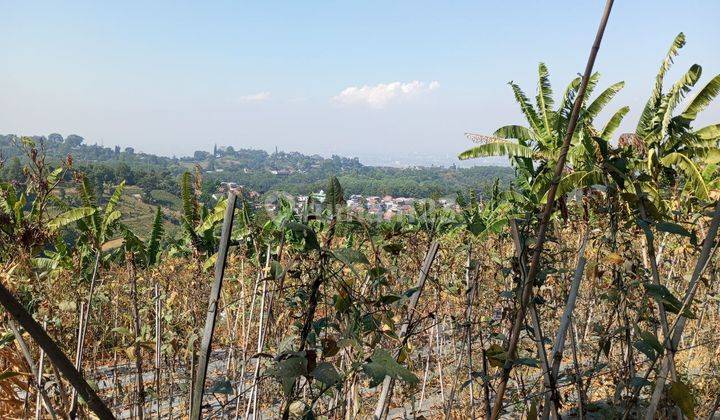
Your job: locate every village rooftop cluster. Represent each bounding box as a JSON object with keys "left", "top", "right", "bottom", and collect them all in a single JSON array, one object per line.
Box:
[{"left": 217, "top": 182, "right": 458, "bottom": 220}]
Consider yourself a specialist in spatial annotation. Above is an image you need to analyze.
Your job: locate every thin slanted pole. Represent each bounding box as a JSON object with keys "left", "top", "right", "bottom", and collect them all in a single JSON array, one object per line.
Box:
[
  {"left": 35, "top": 319, "right": 49, "bottom": 420},
  {"left": 489, "top": 1, "right": 614, "bottom": 417},
  {"left": 191, "top": 192, "right": 237, "bottom": 419},
  {"left": 644, "top": 200, "right": 720, "bottom": 419},
  {"left": 373, "top": 240, "right": 440, "bottom": 419},
  {"left": 0, "top": 282, "right": 115, "bottom": 419},
  {"left": 70, "top": 249, "right": 100, "bottom": 418},
  {"left": 508, "top": 220, "right": 559, "bottom": 419},
  {"left": 8, "top": 319, "right": 58, "bottom": 420},
  {"left": 543, "top": 226, "right": 590, "bottom": 418}
]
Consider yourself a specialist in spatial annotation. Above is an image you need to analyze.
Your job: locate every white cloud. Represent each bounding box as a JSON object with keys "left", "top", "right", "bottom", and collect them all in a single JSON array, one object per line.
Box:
[
  {"left": 239, "top": 92, "right": 271, "bottom": 102},
  {"left": 333, "top": 80, "right": 439, "bottom": 108}
]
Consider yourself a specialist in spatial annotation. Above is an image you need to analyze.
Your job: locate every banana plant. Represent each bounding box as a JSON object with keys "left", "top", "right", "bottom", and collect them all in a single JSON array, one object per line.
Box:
[
  {"left": 0, "top": 138, "right": 87, "bottom": 264},
  {"left": 112, "top": 206, "right": 165, "bottom": 268},
  {"left": 454, "top": 180, "right": 509, "bottom": 238},
  {"left": 173, "top": 170, "right": 229, "bottom": 264},
  {"left": 73, "top": 176, "right": 126, "bottom": 251},
  {"left": 458, "top": 63, "right": 627, "bottom": 201},
  {"left": 633, "top": 32, "right": 720, "bottom": 202}
]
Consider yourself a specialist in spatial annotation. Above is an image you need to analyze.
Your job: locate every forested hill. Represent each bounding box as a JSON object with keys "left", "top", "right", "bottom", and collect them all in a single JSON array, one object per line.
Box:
[{"left": 0, "top": 134, "right": 513, "bottom": 198}]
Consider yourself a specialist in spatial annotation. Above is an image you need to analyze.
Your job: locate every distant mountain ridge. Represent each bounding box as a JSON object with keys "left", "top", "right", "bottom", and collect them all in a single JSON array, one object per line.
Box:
[{"left": 0, "top": 133, "right": 513, "bottom": 199}]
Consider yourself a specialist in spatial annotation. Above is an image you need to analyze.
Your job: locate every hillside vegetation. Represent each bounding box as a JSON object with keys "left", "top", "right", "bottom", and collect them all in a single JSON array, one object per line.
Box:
[
  {"left": 1, "top": 32, "right": 720, "bottom": 419},
  {"left": 0, "top": 135, "right": 513, "bottom": 201}
]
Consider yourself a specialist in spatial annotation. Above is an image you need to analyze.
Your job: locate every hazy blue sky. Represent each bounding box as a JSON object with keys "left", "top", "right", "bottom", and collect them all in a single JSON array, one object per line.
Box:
[{"left": 2, "top": 1, "right": 719, "bottom": 165}]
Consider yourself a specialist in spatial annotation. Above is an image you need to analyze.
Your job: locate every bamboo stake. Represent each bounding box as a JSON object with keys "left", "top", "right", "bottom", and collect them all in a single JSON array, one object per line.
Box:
[
  {"left": 645, "top": 200, "right": 720, "bottom": 418},
  {"left": 280, "top": 217, "right": 339, "bottom": 420},
  {"left": 128, "top": 254, "right": 145, "bottom": 419},
  {"left": 444, "top": 246, "right": 480, "bottom": 418},
  {"left": 154, "top": 280, "right": 161, "bottom": 420},
  {"left": 418, "top": 325, "right": 433, "bottom": 409},
  {"left": 234, "top": 262, "right": 262, "bottom": 419},
  {"left": 508, "top": 220, "right": 559, "bottom": 419},
  {"left": 489, "top": 1, "right": 614, "bottom": 416},
  {"left": 543, "top": 227, "right": 590, "bottom": 417},
  {"left": 435, "top": 319, "right": 446, "bottom": 408},
  {"left": 245, "top": 244, "right": 272, "bottom": 419},
  {"left": 8, "top": 319, "right": 58, "bottom": 419},
  {"left": 191, "top": 192, "right": 237, "bottom": 419},
  {"left": 35, "top": 319, "right": 48, "bottom": 420},
  {"left": 569, "top": 318, "right": 585, "bottom": 419},
  {"left": 465, "top": 248, "right": 477, "bottom": 419},
  {"left": 373, "top": 240, "right": 440, "bottom": 419},
  {"left": 70, "top": 300, "right": 84, "bottom": 418},
  {"left": 0, "top": 282, "right": 115, "bottom": 419},
  {"left": 70, "top": 249, "right": 100, "bottom": 418}
]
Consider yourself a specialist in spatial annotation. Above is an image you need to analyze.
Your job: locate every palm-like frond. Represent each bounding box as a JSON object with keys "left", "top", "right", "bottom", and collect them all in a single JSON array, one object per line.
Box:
[
  {"left": 509, "top": 82, "right": 542, "bottom": 135},
  {"left": 681, "top": 73, "right": 720, "bottom": 120},
  {"left": 547, "top": 170, "right": 605, "bottom": 202},
  {"left": 326, "top": 176, "right": 345, "bottom": 214},
  {"left": 581, "top": 72, "right": 601, "bottom": 107},
  {"left": 195, "top": 197, "right": 227, "bottom": 235},
  {"left": 100, "top": 181, "right": 125, "bottom": 240},
  {"left": 696, "top": 124, "right": 720, "bottom": 141},
  {"left": 48, "top": 207, "right": 97, "bottom": 231},
  {"left": 654, "top": 33, "right": 687, "bottom": 103},
  {"left": 660, "top": 152, "right": 710, "bottom": 199},
  {"left": 466, "top": 132, "right": 511, "bottom": 144},
  {"left": 556, "top": 77, "right": 582, "bottom": 128},
  {"left": 492, "top": 126, "right": 535, "bottom": 144},
  {"left": 696, "top": 147, "right": 720, "bottom": 165},
  {"left": 146, "top": 207, "right": 164, "bottom": 266},
  {"left": 79, "top": 176, "right": 96, "bottom": 208},
  {"left": 585, "top": 81, "right": 625, "bottom": 121},
  {"left": 658, "top": 64, "right": 702, "bottom": 138},
  {"left": 705, "top": 148, "right": 720, "bottom": 165},
  {"left": 536, "top": 63, "right": 555, "bottom": 136},
  {"left": 600, "top": 106, "right": 630, "bottom": 140},
  {"left": 459, "top": 142, "right": 534, "bottom": 160},
  {"left": 637, "top": 33, "right": 686, "bottom": 136},
  {"left": 79, "top": 176, "right": 101, "bottom": 237},
  {"left": 104, "top": 181, "right": 125, "bottom": 217},
  {"left": 181, "top": 171, "right": 198, "bottom": 226}
]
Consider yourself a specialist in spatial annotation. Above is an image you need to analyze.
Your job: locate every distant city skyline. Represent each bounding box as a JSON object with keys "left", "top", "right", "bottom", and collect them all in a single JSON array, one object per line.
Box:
[{"left": 2, "top": 1, "right": 719, "bottom": 166}]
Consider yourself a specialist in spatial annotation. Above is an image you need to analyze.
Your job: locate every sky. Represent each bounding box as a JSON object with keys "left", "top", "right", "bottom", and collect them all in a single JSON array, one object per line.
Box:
[{"left": 1, "top": 0, "right": 719, "bottom": 166}]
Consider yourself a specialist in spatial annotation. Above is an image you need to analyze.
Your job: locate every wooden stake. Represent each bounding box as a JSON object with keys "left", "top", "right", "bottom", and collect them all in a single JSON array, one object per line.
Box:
[
  {"left": 0, "top": 282, "right": 114, "bottom": 419},
  {"left": 191, "top": 192, "right": 237, "bottom": 419},
  {"left": 373, "top": 240, "right": 440, "bottom": 419},
  {"left": 490, "top": 1, "right": 615, "bottom": 417}
]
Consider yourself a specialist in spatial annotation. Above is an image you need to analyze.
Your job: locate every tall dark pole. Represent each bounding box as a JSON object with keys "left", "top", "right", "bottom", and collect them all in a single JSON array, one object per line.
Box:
[
  {"left": 191, "top": 192, "right": 237, "bottom": 419},
  {"left": 0, "top": 282, "right": 115, "bottom": 419},
  {"left": 489, "top": 1, "right": 615, "bottom": 418}
]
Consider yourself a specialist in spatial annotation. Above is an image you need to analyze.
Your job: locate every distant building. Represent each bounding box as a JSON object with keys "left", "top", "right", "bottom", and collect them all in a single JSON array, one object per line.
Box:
[
  {"left": 270, "top": 169, "right": 292, "bottom": 176},
  {"left": 312, "top": 190, "right": 326, "bottom": 203}
]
